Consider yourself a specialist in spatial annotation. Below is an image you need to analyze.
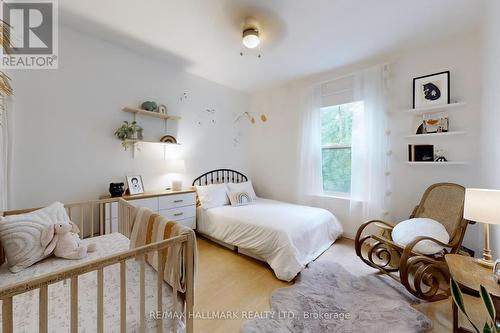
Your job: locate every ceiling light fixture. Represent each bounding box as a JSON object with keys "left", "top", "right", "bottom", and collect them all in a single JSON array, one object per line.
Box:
[{"left": 242, "top": 28, "right": 260, "bottom": 49}]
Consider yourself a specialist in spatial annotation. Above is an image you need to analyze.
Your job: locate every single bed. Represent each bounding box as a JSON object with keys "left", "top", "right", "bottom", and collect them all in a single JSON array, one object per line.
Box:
[{"left": 193, "top": 169, "right": 343, "bottom": 281}]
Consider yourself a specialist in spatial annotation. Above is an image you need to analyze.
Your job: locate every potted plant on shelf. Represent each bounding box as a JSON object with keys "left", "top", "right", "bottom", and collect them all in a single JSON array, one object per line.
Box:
[{"left": 114, "top": 121, "right": 143, "bottom": 150}]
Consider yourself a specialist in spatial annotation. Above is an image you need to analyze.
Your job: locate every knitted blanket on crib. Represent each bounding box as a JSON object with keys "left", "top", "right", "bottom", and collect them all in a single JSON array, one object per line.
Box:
[{"left": 129, "top": 207, "right": 197, "bottom": 294}]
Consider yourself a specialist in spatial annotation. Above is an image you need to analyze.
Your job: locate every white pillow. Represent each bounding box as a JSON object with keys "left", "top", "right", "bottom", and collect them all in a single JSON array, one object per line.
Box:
[
  {"left": 0, "top": 202, "right": 71, "bottom": 272},
  {"left": 226, "top": 181, "right": 257, "bottom": 200},
  {"left": 391, "top": 218, "right": 449, "bottom": 255},
  {"left": 228, "top": 191, "right": 254, "bottom": 206},
  {"left": 195, "top": 183, "right": 229, "bottom": 209}
]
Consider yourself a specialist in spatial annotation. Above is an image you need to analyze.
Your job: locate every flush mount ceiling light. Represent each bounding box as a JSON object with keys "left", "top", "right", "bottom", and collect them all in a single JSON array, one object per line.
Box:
[{"left": 242, "top": 28, "right": 260, "bottom": 49}]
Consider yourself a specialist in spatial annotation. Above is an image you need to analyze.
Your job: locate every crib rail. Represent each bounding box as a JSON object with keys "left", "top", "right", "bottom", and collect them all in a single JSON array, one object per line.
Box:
[
  {"left": 0, "top": 198, "right": 194, "bottom": 333},
  {"left": 0, "top": 198, "right": 135, "bottom": 265}
]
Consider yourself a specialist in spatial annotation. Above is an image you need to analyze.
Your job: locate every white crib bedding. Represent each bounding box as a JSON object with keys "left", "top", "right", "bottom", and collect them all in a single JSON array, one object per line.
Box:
[{"left": 0, "top": 233, "right": 184, "bottom": 333}]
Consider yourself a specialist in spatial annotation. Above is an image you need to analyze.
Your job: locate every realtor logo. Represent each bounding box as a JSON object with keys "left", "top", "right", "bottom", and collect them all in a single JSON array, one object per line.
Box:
[{"left": 1, "top": 0, "right": 58, "bottom": 69}]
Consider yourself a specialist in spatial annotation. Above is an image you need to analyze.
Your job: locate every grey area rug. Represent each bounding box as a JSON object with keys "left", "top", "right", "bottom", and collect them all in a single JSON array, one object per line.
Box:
[{"left": 241, "top": 261, "right": 432, "bottom": 333}]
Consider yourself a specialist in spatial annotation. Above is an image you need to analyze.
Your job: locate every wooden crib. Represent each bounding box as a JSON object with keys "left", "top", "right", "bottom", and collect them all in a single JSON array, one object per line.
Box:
[{"left": 0, "top": 198, "right": 195, "bottom": 333}]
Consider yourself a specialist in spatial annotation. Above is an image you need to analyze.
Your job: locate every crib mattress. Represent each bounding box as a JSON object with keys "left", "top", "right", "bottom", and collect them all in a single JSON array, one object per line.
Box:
[{"left": 0, "top": 233, "right": 184, "bottom": 332}]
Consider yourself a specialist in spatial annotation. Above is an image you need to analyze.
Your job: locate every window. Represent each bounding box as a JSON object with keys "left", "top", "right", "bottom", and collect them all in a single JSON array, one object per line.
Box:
[{"left": 321, "top": 101, "right": 362, "bottom": 194}]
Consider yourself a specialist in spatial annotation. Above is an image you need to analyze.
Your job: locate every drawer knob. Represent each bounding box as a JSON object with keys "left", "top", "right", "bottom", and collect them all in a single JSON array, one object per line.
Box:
[
  {"left": 173, "top": 200, "right": 184, "bottom": 203},
  {"left": 174, "top": 212, "right": 184, "bottom": 217}
]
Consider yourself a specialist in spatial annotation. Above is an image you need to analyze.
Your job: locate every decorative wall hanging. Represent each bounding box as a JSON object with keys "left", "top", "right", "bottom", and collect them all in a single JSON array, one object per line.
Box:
[
  {"left": 412, "top": 71, "right": 450, "bottom": 109},
  {"left": 0, "top": 19, "right": 12, "bottom": 96},
  {"left": 197, "top": 108, "right": 217, "bottom": 126},
  {"left": 235, "top": 111, "right": 268, "bottom": 125}
]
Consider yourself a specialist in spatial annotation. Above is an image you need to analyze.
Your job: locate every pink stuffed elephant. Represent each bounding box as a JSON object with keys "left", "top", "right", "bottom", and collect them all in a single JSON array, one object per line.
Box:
[{"left": 41, "top": 222, "right": 96, "bottom": 260}]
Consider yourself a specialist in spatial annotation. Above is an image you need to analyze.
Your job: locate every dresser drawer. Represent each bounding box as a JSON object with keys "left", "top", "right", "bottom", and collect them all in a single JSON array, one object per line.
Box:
[
  {"left": 176, "top": 216, "right": 196, "bottom": 229},
  {"left": 158, "top": 192, "right": 196, "bottom": 210},
  {"left": 159, "top": 205, "right": 196, "bottom": 221},
  {"left": 129, "top": 197, "right": 158, "bottom": 211}
]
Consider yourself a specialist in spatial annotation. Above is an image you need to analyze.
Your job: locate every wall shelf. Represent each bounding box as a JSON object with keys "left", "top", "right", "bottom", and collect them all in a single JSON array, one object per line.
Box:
[
  {"left": 124, "top": 140, "right": 181, "bottom": 159},
  {"left": 404, "top": 131, "right": 466, "bottom": 139},
  {"left": 406, "top": 161, "right": 467, "bottom": 166},
  {"left": 403, "top": 102, "right": 466, "bottom": 115},
  {"left": 122, "top": 107, "right": 181, "bottom": 120},
  {"left": 121, "top": 107, "right": 181, "bottom": 159},
  {"left": 124, "top": 139, "right": 181, "bottom": 145}
]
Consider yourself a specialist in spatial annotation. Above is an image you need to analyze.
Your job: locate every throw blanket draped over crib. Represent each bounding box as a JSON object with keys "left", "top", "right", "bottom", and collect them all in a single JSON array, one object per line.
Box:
[{"left": 130, "top": 207, "right": 197, "bottom": 294}]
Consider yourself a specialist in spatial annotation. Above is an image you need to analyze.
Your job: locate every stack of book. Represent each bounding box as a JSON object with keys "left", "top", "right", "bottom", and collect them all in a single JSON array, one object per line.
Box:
[{"left": 408, "top": 144, "right": 434, "bottom": 162}]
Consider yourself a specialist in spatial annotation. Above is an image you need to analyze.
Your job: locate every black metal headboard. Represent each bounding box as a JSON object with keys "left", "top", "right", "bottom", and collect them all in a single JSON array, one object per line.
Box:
[{"left": 192, "top": 169, "right": 248, "bottom": 186}]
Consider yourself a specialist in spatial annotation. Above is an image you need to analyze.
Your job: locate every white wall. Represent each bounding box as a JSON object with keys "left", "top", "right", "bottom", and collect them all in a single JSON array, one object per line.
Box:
[
  {"left": 480, "top": 0, "right": 500, "bottom": 256},
  {"left": 250, "top": 31, "right": 483, "bottom": 253},
  {"left": 8, "top": 25, "right": 251, "bottom": 209}
]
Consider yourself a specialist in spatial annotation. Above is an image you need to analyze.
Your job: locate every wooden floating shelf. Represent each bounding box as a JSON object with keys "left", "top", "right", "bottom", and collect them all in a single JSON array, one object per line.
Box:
[
  {"left": 123, "top": 107, "right": 181, "bottom": 120},
  {"left": 405, "top": 131, "right": 466, "bottom": 139},
  {"left": 406, "top": 161, "right": 467, "bottom": 166},
  {"left": 403, "top": 102, "right": 466, "bottom": 115},
  {"left": 124, "top": 140, "right": 181, "bottom": 145}
]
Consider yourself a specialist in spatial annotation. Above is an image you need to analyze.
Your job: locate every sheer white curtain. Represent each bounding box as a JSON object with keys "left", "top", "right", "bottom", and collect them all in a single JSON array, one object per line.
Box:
[
  {"left": 297, "top": 84, "right": 323, "bottom": 203},
  {"left": 350, "top": 65, "right": 391, "bottom": 221},
  {"left": 297, "top": 65, "right": 391, "bottom": 221}
]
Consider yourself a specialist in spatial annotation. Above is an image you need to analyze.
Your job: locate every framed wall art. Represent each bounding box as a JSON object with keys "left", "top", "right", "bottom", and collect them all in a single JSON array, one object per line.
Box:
[{"left": 413, "top": 71, "right": 450, "bottom": 109}]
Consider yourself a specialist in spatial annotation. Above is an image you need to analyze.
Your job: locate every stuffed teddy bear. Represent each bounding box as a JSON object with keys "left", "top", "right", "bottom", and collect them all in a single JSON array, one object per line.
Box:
[{"left": 41, "top": 222, "right": 96, "bottom": 260}]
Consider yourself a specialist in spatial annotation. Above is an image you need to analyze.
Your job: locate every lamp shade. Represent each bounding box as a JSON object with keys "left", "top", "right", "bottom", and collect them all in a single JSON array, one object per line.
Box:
[
  {"left": 464, "top": 188, "right": 500, "bottom": 225},
  {"left": 165, "top": 159, "right": 186, "bottom": 174}
]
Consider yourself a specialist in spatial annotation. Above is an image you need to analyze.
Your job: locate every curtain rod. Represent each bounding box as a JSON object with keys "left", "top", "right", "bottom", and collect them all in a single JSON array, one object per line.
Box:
[{"left": 310, "top": 62, "right": 391, "bottom": 87}]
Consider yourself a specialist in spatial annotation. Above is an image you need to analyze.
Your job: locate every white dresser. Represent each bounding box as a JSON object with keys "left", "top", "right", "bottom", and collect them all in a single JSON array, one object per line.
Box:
[{"left": 102, "top": 190, "right": 196, "bottom": 233}]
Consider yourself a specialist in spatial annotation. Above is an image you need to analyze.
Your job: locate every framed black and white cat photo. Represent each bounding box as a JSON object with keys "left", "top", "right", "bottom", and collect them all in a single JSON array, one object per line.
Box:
[{"left": 412, "top": 71, "right": 450, "bottom": 109}]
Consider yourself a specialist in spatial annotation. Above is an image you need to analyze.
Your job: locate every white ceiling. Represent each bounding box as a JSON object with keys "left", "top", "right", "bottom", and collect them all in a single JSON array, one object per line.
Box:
[{"left": 60, "top": 0, "right": 484, "bottom": 93}]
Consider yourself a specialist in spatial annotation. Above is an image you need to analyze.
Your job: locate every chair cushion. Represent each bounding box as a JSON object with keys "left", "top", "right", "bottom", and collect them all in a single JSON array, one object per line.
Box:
[{"left": 391, "top": 218, "right": 449, "bottom": 255}]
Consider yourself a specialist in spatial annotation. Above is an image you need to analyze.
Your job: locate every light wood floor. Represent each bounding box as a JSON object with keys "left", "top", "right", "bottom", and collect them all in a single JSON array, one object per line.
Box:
[{"left": 194, "top": 236, "right": 480, "bottom": 333}]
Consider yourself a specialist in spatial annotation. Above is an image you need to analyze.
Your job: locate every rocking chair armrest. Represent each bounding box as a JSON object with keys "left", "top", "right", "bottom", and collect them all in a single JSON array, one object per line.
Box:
[
  {"left": 362, "top": 219, "right": 394, "bottom": 230},
  {"left": 402, "top": 236, "right": 453, "bottom": 256},
  {"left": 355, "top": 219, "right": 395, "bottom": 257},
  {"left": 355, "top": 219, "right": 394, "bottom": 243}
]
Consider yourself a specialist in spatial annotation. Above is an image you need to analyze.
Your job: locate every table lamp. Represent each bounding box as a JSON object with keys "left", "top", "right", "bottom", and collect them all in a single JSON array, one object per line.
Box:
[
  {"left": 165, "top": 159, "right": 186, "bottom": 191},
  {"left": 464, "top": 188, "right": 500, "bottom": 267}
]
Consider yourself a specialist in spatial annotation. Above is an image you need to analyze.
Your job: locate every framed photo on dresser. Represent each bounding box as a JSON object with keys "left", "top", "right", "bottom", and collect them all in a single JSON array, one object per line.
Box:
[{"left": 126, "top": 175, "right": 144, "bottom": 195}]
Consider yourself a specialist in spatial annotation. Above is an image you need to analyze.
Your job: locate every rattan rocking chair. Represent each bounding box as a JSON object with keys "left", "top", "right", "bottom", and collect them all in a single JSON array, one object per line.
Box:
[{"left": 354, "top": 183, "right": 470, "bottom": 302}]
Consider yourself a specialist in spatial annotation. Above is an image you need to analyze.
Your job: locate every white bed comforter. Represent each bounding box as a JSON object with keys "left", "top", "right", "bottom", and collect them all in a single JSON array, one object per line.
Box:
[{"left": 198, "top": 198, "right": 343, "bottom": 281}]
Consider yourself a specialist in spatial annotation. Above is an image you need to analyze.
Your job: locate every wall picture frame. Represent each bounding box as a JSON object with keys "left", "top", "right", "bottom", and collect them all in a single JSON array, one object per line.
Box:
[
  {"left": 412, "top": 71, "right": 450, "bottom": 109},
  {"left": 126, "top": 175, "right": 145, "bottom": 195}
]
